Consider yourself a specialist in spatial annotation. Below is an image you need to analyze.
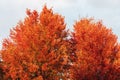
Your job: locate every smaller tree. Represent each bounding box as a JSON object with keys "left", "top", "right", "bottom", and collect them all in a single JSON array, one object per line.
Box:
[{"left": 70, "top": 18, "right": 120, "bottom": 80}]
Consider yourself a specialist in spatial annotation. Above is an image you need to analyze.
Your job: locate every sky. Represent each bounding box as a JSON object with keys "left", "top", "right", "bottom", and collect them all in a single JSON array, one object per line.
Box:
[{"left": 0, "top": 0, "right": 120, "bottom": 49}]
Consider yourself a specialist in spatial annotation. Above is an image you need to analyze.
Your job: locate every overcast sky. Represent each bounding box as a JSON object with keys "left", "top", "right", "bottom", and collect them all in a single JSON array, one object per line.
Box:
[{"left": 0, "top": 0, "right": 120, "bottom": 49}]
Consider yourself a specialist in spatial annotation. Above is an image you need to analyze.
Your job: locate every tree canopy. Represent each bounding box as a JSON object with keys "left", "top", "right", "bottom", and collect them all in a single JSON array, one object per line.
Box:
[{"left": 0, "top": 6, "right": 120, "bottom": 80}]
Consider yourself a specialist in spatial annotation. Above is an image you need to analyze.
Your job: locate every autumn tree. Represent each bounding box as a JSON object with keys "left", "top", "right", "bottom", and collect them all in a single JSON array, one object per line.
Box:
[
  {"left": 70, "top": 18, "right": 120, "bottom": 80},
  {"left": 0, "top": 6, "right": 70, "bottom": 80},
  {"left": 1, "top": 5, "right": 120, "bottom": 80}
]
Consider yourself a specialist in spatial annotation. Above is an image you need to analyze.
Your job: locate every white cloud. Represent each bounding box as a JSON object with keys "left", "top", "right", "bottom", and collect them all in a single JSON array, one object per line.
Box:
[{"left": 0, "top": 0, "right": 120, "bottom": 49}]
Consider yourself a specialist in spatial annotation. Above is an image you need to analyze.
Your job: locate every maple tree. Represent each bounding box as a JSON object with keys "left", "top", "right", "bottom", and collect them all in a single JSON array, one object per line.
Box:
[
  {"left": 0, "top": 6, "right": 120, "bottom": 80},
  {"left": 70, "top": 18, "right": 120, "bottom": 80},
  {"left": 0, "top": 6, "right": 70, "bottom": 80}
]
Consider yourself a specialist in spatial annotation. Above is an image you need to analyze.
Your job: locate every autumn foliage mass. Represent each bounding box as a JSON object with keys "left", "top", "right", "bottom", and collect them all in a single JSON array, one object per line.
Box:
[{"left": 0, "top": 6, "right": 120, "bottom": 80}]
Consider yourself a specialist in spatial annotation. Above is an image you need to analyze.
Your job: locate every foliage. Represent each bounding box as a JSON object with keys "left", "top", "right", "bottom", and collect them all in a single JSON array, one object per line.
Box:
[
  {"left": 0, "top": 6, "right": 120, "bottom": 80},
  {"left": 70, "top": 18, "right": 120, "bottom": 80},
  {"left": 0, "top": 6, "right": 70, "bottom": 80},
  {"left": 0, "top": 61, "right": 4, "bottom": 79}
]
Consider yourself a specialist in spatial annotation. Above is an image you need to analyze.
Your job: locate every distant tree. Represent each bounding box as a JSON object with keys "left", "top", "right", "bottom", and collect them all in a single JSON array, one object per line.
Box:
[
  {"left": 70, "top": 18, "right": 120, "bottom": 80},
  {"left": 0, "top": 6, "right": 70, "bottom": 80}
]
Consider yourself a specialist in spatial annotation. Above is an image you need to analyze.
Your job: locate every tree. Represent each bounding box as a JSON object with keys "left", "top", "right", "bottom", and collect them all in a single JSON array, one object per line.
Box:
[
  {"left": 70, "top": 18, "right": 120, "bottom": 80},
  {"left": 1, "top": 6, "right": 120, "bottom": 80},
  {"left": 0, "top": 6, "right": 70, "bottom": 80}
]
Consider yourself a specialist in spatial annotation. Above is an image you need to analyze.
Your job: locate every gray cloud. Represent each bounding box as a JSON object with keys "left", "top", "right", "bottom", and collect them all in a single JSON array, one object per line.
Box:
[{"left": 86, "top": 0, "right": 120, "bottom": 9}]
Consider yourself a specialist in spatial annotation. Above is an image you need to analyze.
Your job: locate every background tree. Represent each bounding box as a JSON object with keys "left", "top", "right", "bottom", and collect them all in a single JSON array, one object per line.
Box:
[
  {"left": 0, "top": 6, "right": 70, "bottom": 80},
  {"left": 70, "top": 18, "right": 120, "bottom": 80}
]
